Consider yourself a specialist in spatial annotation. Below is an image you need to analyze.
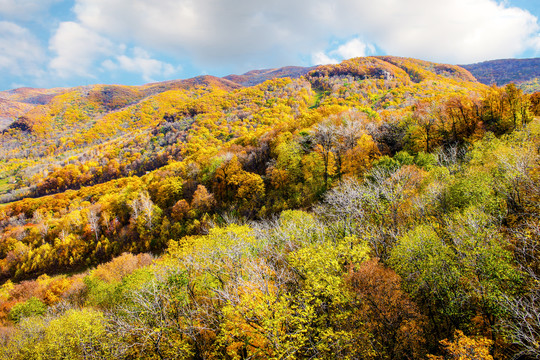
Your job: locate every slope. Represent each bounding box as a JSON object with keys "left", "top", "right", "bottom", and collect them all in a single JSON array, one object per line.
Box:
[
  {"left": 0, "top": 56, "right": 537, "bottom": 360},
  {"left": 462, "top": 57, "right": 540, "bottom": 92},
  {"left": 0, "top": 55, "right": 499, "bottom": 280}
]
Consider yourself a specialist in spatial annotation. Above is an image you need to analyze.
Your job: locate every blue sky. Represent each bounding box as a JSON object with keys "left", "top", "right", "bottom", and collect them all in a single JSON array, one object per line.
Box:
[{"left": 0, "top": 0, "right": 539, "bottom": 91}]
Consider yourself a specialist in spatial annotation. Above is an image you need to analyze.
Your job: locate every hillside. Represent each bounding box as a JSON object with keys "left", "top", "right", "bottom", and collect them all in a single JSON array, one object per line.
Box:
[
  {"left": 224, "top": 66, "right": 316, "bottom": 86},
  {"left": 462, "top": 57, "right": 540, "bottom": 92},
  {"left": 0, "top": 56, "right": 539, "bottom": 359}
]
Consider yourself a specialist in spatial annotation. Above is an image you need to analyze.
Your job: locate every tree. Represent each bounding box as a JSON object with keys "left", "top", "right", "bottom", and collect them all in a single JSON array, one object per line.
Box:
[
  {"left": 130, "top": 191, "right": 158, "bottom": 230},
  {"left": 172, "top": 200, "right": 190, "bottom": 222},
  {"left": 312, "top": 121, "right": 337, "bottom": 189},
  {"left": 529, "top": 92, "right": 540, "bottom": 116},
  {"left": 2, "top": 308, "right": 113, "bottom": 360},
  {"left": 190, "top": 185, "right": 215, "bottom": 214},
  {"left": 409, "top": 101, "right": 441, "bottom": 153},
  {"left": 108, "top": 279, "right": 194, "bottom": 360},
  {"left": 390, "top": 208, "right": 522, "bottom": 342},
  {"left": 346, "top": 259, "right": 427, "bottom": 359},
  {"left": 213, "top": 154, "right": 243, "bottom": 204},
  {"left": 428, "top": 330, "right": 493, "bottom": 360},
  {"left": 87, "top": 205, "right": 101, "bottom": 243},
  {"left": 333, "top": 110, "right": 368, "bottom": 178},
  {"left": 8, "top": 297, "right": 46, "bottom": 323},
  {"left": 504, "top": 83, "right": 526, "bottom": 130},
  {"left": 229, "top": 171, "right": 265, "bottom": 214},
  {"left": 443, "top": 95, "right": 483, "bottom": 146},
  {"left": 502, "top": 278, "right": 540, "bottom": 359}
]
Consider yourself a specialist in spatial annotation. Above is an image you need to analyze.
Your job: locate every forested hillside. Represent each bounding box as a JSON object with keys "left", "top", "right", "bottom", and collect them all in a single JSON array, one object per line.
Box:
[
  {"left": 0, "top": 56, "right": 539, "bottom": 359},
  {"left": 462, "top": 57, "right": 540, "bottom": 93}
]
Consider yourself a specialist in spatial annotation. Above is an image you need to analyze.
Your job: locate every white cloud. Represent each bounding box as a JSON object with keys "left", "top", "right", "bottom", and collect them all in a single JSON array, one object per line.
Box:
[
  {"left": 0, "top": 0, "right": 61, "bottom": 20},
  {"left": 102, "top": 48, "right": 180, "bottom": 82},
  {"left": 311, "top": 51, "right": 339, "bottom": 65},
  {"left": 335, "top": 39, "right": 375, "bottom": 59},
  {"left": 313, "top": 38, "right": 375, "bottom": 65},
  {"left": 1, "top": 0, "right": 537, "bottom": 89},
  {"left": 72, "top": 0, "right": 316, "bottom": 65},
  {"left": 49, "top": 21, "right": 116, "bottom": 78},
  {"left": 68, "top": 0, "right": 539, "bottom": 67},
  {"left": 0, "top": 21, "right": 44, "bottom": 76},
  {"left": 354, "top": 0, "right": 540, "bottom": 63},
  {"left": 527, "top": 33, "right": 540, "bottom": 52}
]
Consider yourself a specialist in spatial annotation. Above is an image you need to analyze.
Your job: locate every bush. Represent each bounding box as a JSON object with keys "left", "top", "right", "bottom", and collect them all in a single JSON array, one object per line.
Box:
[{"left": 9, "top": 297, "right": 46, "bottom": 323}]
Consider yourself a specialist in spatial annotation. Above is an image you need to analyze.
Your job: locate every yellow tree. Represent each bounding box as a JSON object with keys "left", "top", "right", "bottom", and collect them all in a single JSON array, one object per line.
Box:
[{"left": 428, "top": 330, "right": 493, "bottom": 360}]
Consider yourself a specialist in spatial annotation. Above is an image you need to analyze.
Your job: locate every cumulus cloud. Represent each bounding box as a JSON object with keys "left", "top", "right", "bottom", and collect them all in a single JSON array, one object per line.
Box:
[
  {"left": 351, "top": 0, "right": 540, "bottom": 63},
  {"left": 0, "top": 0, "right": 61, "bottom": 20},
  {"left": 0, "top": 21, "right": 44, "bottom": 76},
  {"left": 313, "top": 38, "right": 376, "bottom": 65},
  {"left": 2, "top": 0, "right": 539, "bottom": 89},
  {"left": 68, "top": 0, "right": 539, "bottom": 68},
  {"left": 527, "top": 33, "right": 540, "bottom": 52},
  {"left": 312, "top": 51, "right": 339, "bottom": 65},
  {"left": 335, "top": 39, "right": 375, "bottom": 59},
  {"left": 49, "top": 21, "right": 116, "bottom": 78},
  {"left": 102, "top": 48, "right": 180, "bottom": 82},
  {"left": 72, "top": 0, "right": 320, "bottom": 66}
]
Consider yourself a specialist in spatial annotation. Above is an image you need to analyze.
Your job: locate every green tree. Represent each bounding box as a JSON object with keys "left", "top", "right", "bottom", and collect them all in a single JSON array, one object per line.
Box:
[{"left": 9, "top": 297, "right": 46, "bottom": 323}]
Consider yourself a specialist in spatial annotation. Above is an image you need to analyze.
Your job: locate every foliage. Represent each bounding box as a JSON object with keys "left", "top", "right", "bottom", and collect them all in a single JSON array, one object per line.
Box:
[
  {"left": 1, "top": 308, "right": 112, "bottom": 360},
  {"left": 8, "top": 297, "right": 46, "bottom": 323},
  {"left": 462, "top": 57, "right": 540, "bottom": 89},
  {"left": 427, "top": 330, "right": 494, "bottom": 360},
  {"left": 0, "top": 56, "right": 538, "bottom": 359}
]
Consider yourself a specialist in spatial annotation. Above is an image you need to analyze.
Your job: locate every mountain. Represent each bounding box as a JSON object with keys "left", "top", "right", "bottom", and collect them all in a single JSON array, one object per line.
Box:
[
  {"left": 0, "top": 56, "right": 538, "bottom": 360},
  {"left": 0, "top": 87, "right": 70, "bottom": 130},
  {"left": 0, "top": 99, "right": 33, "bottom": 130},
  {"left": 462, "top": 57, "right": 540, "bottom": 92},
  {"left": 0, "top": 56, "right": 485, "bottom": 201},
  {"left": 0, "top": 54, "right": 489, "bottom": 266},
  {"left": 0, "top": 87, "right": 69, "bottom": 105},
  {"left": 224, "top": 65, "right": 316, "bottom": 86}
]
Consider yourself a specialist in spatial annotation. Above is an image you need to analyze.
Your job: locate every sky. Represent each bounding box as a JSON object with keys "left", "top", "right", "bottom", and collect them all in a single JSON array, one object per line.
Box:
[{"left": 0, "top": 0, "right": 539, "bottom": 91}]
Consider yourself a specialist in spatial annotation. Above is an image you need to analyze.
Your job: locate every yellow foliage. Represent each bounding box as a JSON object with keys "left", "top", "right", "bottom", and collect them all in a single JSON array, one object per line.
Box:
[{"left": 428, "top": 330, "right": 493, "bottom": 360}]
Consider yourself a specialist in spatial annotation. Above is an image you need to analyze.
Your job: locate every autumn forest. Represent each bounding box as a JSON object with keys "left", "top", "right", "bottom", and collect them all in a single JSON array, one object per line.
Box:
[{"left": 0, "top": 56, "right": 539, "bottom": 359}]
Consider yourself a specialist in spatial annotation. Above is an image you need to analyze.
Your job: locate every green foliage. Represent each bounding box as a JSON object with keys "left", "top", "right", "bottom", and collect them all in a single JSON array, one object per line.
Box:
[
  {"left": 83, "top": 276, "right": 120, "bottom": 308},
  {"left": 374, "top": 150, "right": 429, "bottom": 172},
  {"left": 8, "top": 297, "right": 46, "bottom": 323},
  {"left": 390, "top": 208, "right": 522, "bottom": 334},
  {"left": 2, "top": 308, "right": 111, "bottom": 360},
  {"left": 414, "top": 151, "right": 437, "bottom": 170},
  {"left": 444, "top": 171, "right": 501, "bottom": 214}
]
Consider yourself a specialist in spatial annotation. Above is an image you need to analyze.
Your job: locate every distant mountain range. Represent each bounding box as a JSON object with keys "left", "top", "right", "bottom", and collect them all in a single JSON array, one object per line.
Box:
[
  {"left": 0, "top": 66, "right": 316, "bottom": 131},
  {"left": 226, "top": 57, "right": 540, "bottom": 92},
  {"left": 1, "top": 56, "right": 538, "bottom": 131},
  {"left": 224, "top": 66, "right": 316, "bottom": 86},
  {"left": 461, "top": 58, "right": 540, "bottom": 92},
  {"left": 0, "top": 55, "right": 487, "bottom": 203}
]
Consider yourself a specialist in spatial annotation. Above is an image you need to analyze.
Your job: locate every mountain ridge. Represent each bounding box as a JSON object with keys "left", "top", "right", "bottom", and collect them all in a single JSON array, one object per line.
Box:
[
  {"left": 0, "top": 55, "right": 487, "bottom": 205},
  {"left": 461, "top": 57, "right": 540, "bottom": 91}
]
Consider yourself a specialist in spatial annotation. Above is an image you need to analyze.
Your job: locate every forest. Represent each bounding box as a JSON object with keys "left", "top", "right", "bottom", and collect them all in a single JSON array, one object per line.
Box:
[
  {"left": 462, "top": 58, "right": 540, "bottom": 91},
  {"left": 0, "top": 56, "right": 539, "bottom": 359}
]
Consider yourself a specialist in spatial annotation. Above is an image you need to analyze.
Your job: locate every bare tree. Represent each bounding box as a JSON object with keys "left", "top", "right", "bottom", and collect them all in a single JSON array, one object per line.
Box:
[
  {"left": 333, "top": 110, "right": 368, "bottom": 178},
  {"left": 313, "top": 122, "right": 337, "bottom": 188},
  {"left": 87, "top": 205, "right": 101, "bottom": 242},
  {"left": 130, "top": 191, "right": 156, "bottom": 229},
  {"left": 319, "top": 166, "right": 422, "bottom": 260},
  {"left": 502, "top": 277, "right": 540, "bottom": 359}
]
